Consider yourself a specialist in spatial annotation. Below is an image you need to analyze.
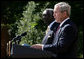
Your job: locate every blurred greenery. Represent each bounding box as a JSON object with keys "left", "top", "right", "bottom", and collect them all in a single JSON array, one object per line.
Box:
[
  {"left": 1, "top": 1, "right": 83, "bottom": 58},
  {"left": 15, "top": 1, "right": 45, "bottom": 45},
  {"left": 77, "top": 30, "right": 83, "bottom": 58}
]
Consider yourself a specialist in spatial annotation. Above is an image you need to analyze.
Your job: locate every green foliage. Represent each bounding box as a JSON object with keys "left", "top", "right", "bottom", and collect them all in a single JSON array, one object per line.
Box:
[
  {"left": 77, "top": 30, "right": 83, "bottom": 58},
  {"left": 16, "top": 1, "right": 49, "bottom": 45}
]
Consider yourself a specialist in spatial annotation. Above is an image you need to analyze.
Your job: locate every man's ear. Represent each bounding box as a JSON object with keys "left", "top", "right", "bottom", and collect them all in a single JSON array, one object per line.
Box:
[{"left": 63, "top": 11, "right": 67, "bottom": 17}]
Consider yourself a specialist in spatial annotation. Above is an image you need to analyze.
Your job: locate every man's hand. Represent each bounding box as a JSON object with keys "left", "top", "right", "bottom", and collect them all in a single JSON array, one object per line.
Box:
[{"left": 31, "top": 44, "right": 43, "bottom": 50}]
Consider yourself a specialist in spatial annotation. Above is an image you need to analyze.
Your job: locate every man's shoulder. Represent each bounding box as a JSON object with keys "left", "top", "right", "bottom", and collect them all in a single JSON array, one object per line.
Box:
[
  {"left": 48, "top": 20, "right": 56, "bottom": 28},
  {"left": 61, "top": 19, "right": 76, "bottom": 28}
]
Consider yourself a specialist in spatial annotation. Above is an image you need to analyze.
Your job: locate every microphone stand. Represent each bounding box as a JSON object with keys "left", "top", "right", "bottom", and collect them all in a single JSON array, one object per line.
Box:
[
  {"left": 6, "top": 36, "right": 22, "bottom": 57},
  {"left": 6, "top": 32, "right": 27, "bottom": 57},
  {"left": 11, "top": 36, "right": 22, "bottom": 45}
]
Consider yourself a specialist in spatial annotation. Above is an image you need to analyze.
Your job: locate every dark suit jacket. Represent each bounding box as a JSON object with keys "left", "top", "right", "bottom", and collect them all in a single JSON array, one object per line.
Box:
[
  {"left": 43, "top": 19, "right": 78, "bottom": 58},
  {"left": 42, "top": 22, "right": 60, "bottom": 44}
]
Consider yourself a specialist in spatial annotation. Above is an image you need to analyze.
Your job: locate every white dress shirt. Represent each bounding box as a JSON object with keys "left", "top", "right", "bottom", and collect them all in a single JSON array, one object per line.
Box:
[{"left": 60, "top": 17, "right": 70, "bottom": 27}]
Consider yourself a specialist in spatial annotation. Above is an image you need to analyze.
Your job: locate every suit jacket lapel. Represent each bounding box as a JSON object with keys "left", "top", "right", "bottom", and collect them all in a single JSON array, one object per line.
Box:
[
  {"left": 53, "top": 19, "right": 70, "bottom": 44},
  {"left": 53, "top": 27, "right": 62, "bottom": 44}
]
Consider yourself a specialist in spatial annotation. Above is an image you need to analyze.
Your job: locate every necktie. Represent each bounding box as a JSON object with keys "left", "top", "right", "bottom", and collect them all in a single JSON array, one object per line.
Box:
[
  {"left": 57, "top": 26, "right": 60, "bottom": 32},
  {"left": 53, "top": 25, "right": 60, "bottom": 44},
  {"left": 54, "top": 25, "right": 60, "bottom": 35}
]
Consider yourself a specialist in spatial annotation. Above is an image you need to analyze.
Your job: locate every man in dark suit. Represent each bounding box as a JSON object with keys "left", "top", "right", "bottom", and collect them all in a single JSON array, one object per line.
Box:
[
  {"left": 31, "top": 2, "right": 78, "bottom": 58},
  {"left": 42, "top": 8, "right": 60, "bottom": 44}
]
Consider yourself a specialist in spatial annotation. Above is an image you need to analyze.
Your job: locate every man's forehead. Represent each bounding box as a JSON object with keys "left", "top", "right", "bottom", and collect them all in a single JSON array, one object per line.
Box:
[{"left": 54, "top": 6, "right": 59, "bottom": 12}]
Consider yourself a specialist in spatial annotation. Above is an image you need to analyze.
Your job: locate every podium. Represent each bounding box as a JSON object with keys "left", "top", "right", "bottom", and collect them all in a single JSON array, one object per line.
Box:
[
  {"left": 9, "top": 44, "right": 53, "bottom": 58},
  {"left": 6, "top": 32, "right": 54, "bottom": 58}
]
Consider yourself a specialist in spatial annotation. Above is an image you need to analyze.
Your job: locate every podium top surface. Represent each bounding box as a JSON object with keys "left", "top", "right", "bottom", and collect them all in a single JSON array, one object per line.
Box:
[{"left": 11, "top": 44, "right": 53, "bottom": 58}]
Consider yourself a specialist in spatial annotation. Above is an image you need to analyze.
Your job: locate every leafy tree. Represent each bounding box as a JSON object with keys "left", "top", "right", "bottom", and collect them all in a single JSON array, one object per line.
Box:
[{"left": 16, "top": 1, "right": 50, "bottom": 45}]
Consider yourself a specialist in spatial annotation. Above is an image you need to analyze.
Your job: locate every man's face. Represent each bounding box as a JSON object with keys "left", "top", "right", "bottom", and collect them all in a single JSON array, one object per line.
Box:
[
  {"left": 53, "top": 6, "right": 64, "bottom": 23},
  {"left": 42, "top": 10, "right": 50, "bottom": 24}
]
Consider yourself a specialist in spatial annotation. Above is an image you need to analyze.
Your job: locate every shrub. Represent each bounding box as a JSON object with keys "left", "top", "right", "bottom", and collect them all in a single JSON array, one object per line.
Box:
[{"left": 15, "top": 1, "right": 49, "bottom": 45}]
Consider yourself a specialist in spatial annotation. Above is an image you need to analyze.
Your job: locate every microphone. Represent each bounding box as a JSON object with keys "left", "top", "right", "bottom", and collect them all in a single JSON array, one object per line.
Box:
[
  {"left": 21, "top": 32, "right": 27, "bottom": 36},
  {"left": 11, "top": 32, "right": 27, "bottom": 42}
]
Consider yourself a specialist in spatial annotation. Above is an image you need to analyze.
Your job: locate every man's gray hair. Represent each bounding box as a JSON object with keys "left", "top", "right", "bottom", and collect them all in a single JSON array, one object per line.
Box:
[{"left": 54, "top": 2, "right": 71, "bottom": 16}]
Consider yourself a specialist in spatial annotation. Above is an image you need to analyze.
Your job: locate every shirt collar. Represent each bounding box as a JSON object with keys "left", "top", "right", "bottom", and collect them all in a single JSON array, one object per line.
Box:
[{"left": 60, "top": 17, "right": 70, "bottom": 27}]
